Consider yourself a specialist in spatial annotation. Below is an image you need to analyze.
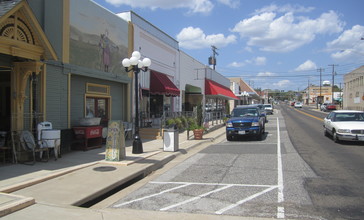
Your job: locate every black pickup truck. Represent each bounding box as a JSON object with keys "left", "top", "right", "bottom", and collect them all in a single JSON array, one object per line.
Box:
[{"left": 226, "top": 106, "right": 265, "bottom": 141}]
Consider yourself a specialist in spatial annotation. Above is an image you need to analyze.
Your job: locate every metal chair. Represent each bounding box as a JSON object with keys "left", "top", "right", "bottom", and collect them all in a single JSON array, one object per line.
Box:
[
  {"left": 0, "top": 132, "right": 13, "bottom": 163},
  {"left": 11, "top": 130, "right": 49, "bottom": 165},
  {"left": 123, "top": 122, "right": 133, "bottom": 140},
  {"left": 0, "top": 145, "right": 12, "bottom": 163}
]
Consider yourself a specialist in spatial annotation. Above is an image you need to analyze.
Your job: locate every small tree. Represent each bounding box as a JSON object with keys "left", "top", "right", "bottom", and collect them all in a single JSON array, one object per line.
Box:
[{"left": 196, "top": 104, "right": 203, "bottom": 127}]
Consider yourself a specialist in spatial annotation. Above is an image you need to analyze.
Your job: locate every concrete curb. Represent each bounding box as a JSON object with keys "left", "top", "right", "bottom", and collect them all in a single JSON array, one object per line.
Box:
[
  {"left": 0, "top": 193, "right": 35, "bottom": 217},
  {"left": 0, "top": 162, "right": 99, "bottom": 193}
]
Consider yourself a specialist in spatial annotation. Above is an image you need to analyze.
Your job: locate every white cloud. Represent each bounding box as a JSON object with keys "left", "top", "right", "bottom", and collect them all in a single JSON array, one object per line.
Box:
[
  {"left": 244, "top": 47, "right": 253, "bottom": 53},
  {"left": 228, "top": 56, "right": 266, "bottom": 67},
  {"left": 295, "top": 60, "right": 317, "bottom": 71},
  {"left": 273, "top": 80, "right": 291, "bottom": 87},
  {"left": 228, "top": 61, "right": 245, "bottom": 68},
  {"left": 217, "top": 0, "right": 239, "bottom": 8},
  {"left": 105, "top": 0, "right": 214, "bottom": 14},
  {"left": 231, "top": 6, "right": 345, "bottom": 52},
  {"left": 257, "top": 71, "right": 274, "bottom": 77},
  {"left": 177, "top": 26, "right": 236, "bottom": 49},
  {"left": 327, "top": 25, "right": 364, "bottom": 61},
  {"left": 254, "top": 4, "right": 315, "bottom": 15},
  {"left": 246, "top": 56, "right": 267, "bottom": 66},
  {"left": 254, "top": 57, "right": 267, "bottom": 66}
]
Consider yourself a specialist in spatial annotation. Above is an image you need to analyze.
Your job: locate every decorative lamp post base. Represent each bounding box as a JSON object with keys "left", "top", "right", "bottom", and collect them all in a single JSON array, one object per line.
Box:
[{"left": 132, "top": 135, "right": 143, "bottom": 154}]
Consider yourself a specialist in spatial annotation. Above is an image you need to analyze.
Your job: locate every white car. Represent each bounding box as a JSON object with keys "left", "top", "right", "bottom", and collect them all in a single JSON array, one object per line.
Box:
[
  {"left": 294, "top": 102, "right": 303, "bottom": 108},
  {"left": 323, "top": 110, "right": 364, "bottom": 143},
  {"left": 263, "top": 104, "right": 273, "bottom": 115}
]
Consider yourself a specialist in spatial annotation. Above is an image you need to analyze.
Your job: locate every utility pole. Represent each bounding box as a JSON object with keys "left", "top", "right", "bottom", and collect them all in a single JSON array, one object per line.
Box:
[
  {"left": 339, "top": 82, "right": 343, "bottom": 109},
  {"left": 307, "top": 78, "right": 310, "bottom": 105},
  {"left": 317, "top": 68, "right": 325, "bottom": 109},
  {"left": 209, "top": 45, "right": 219, "bottom": 70},
  {"left": 328, "top": 64, "right": 338, "bottom": 103}
]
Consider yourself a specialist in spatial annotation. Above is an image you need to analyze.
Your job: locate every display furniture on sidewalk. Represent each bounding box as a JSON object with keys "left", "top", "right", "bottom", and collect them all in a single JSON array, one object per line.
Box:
[
  {"left": 72, "top": 126, "right": 103, "bottom": 151},
  {"left": 0, "top": 131, "right": 13, "bottom": 163},
  {"left": 123, "top": 122, "right": 133, "bottom": 140},
  {"left": 0, "top": 145, "right": 12, "bottom": 163},
  {"left": 11, "top": 130, "right": 49, "bottom": 164}
]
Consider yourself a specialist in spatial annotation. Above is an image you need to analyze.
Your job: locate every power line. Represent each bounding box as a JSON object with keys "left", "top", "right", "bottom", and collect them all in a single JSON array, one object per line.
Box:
[{"left": 223, "top": 73, "right": 345, "bottom": 78}]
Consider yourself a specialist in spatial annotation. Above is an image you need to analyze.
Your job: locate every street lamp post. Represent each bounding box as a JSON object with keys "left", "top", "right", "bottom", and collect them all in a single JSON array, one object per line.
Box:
[{"left": 122, "top": 51, "right": 151, "bottom": 154}]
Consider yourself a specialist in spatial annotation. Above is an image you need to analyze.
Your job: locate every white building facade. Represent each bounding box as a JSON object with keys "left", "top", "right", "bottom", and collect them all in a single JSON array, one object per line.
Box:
[{"left": 118, "top": 12, "right": 181, "bottom": 125}]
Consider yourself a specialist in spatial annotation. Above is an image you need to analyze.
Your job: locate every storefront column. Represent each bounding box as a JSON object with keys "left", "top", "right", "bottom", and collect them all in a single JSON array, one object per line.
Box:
[{"left": 11, "top": 62, "right": 43, "bottom": 131}]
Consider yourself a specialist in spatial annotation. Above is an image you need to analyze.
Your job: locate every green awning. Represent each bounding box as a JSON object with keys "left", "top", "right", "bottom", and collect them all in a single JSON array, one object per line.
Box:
[{"left": 185, "top": 84, "right": 201, "bottom": 94}]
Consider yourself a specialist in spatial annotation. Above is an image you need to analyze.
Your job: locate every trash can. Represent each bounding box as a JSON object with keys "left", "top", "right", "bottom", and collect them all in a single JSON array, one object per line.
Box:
[{"left": 163, "top": 126, "right": 179, "bottom": 152}]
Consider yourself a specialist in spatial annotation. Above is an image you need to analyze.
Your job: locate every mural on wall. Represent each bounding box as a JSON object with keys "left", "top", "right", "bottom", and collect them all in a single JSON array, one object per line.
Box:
[{"left": 70, "top": 0, "right": 128, "bottom": 74}]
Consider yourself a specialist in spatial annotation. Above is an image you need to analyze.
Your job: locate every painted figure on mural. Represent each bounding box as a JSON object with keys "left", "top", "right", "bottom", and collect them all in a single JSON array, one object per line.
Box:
[{"left": 99, "top": 29, "right": 111, "bottom": 72}]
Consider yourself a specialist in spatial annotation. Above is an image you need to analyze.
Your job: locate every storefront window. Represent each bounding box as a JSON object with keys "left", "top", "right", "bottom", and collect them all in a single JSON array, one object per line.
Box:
[{"left": 86, "top": 97, "right": 109, "bottom": 125}]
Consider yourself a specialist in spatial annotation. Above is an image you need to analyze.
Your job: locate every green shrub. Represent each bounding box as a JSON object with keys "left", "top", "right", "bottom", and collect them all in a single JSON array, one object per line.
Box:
[
  {"left": 166, "top": 118, "right": 175, "bottom": 127},
  {"left": 180, "top": 116, "right": 188, "bottom": 128},
  {"left": 174, "top": 118, "right": 183, "bottom": 130}
]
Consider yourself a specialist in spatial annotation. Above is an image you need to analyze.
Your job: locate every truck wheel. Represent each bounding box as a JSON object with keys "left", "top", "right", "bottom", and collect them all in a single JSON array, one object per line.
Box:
[
  {"left": 256, "top": 129, "right": 264, "bottom": 141},
  {"left": 227, "top": 135, "right": 233, "bottom": 141}
]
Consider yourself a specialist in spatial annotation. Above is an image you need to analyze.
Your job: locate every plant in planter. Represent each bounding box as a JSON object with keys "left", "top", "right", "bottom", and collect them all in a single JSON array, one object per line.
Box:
[
  {"left": 189, "top": 104, "right": 204, "bottom": 140},
  {"left": 166, "top": 118, "right": 176, "bottom": 127},
  {"left": 174, "top": 117, "right": 183, "bottom": 131},
  {"left": 180, "top": 116, "right": 188, "bottom": 130}
]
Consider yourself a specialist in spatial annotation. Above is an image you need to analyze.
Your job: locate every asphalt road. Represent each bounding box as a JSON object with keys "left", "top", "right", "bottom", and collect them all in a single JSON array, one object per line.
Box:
[
  {"left": 108, "top": 108, "right": 324, "bottom": 219},
  {"left": 279, "top": 104, "right": 364, "bottom": 220}
]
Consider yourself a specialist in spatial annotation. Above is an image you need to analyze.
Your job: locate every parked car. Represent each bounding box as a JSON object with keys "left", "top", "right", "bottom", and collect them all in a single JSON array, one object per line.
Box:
[
  {"left": 248, "top": 104, "right": 268, "bottom": 122},
  {"left": 290, "top": 102, "right": 295, "bottom": 106},
  {"left": 323, "top": 110, "right": 364, "bottom": 143},
  {"left": 321, "top": 103, "right": 336, "bottom": 112},
  {"left": 294, "top": 102, "right": 303, "bottom": 108},
  {"left": 263, "top": 104, "right": 273, "bottom": 115},
  {"left": 226, "top": 106, "right": 265, "bottom": 141}
]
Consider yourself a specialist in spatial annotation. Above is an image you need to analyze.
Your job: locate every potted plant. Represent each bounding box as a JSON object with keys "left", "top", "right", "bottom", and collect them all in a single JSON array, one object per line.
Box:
[{"left": 190, "top": 104, "right": 204, "bottom": 140}]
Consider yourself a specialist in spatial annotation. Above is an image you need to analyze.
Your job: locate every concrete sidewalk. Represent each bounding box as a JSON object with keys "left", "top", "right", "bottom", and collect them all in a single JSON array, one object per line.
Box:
[{"left": 0, "top": 123, "right": 231, "bottom": 218}]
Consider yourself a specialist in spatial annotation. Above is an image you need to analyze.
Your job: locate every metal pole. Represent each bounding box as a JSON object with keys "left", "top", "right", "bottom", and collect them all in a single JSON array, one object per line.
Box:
[
  {"left": 317, "top": 68, "right": 324, "bottom": 109},
  {"left": 329, "top": 64, "right": 338, "bottom": 103},
  {"left": 133, "top": 66, "right": 143, "bottom": 154},
  {"left": 307, "top": 79, "right": 310, "bottom": 105}
]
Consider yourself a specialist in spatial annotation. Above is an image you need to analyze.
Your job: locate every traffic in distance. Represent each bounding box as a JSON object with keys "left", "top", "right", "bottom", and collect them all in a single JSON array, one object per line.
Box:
[{"left": 226, "top": 101, "right": 364, "bottom": 144}]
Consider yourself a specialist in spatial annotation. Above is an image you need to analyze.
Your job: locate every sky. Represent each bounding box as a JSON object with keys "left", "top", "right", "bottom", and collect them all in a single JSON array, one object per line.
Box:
[{"left": 92, "top": 0, "right": 364, "bottom": 92}]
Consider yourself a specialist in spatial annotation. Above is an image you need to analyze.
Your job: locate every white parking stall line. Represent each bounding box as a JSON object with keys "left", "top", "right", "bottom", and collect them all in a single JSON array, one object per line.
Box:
[
  {"left": 276, "top": 117, "right": 285, "bottom": 219},
  {"left": 215, "top": 185, "right": 278, "bottom": 215},
  {"left": 151, "top": 181, "right": 276, "bottom": 188},
  {"left": 113, "top": 183, "right": 190, "bottom": 208},
  {"left": 160, "top": 184, "right": 233, "bottom": 211}
]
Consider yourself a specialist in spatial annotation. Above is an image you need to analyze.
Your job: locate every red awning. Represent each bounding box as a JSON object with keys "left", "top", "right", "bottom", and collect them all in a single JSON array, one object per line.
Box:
[
  {"left": 150, "top": 71, "right": 180, "bottom": 96},
  {"left": 205, "top": 79, "right": 238, "bottom": 100}
]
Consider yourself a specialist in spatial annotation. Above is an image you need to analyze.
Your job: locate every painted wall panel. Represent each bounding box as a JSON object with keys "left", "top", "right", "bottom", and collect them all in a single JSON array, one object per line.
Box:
[{"left": 70, "top": 0, "right": 128, "bottom": 75}]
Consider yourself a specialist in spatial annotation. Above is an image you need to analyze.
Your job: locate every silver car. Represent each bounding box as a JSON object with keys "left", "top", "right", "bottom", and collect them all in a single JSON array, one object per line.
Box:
[{"left": 263, "top": 104, "right": 273, "bottom": 115}]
